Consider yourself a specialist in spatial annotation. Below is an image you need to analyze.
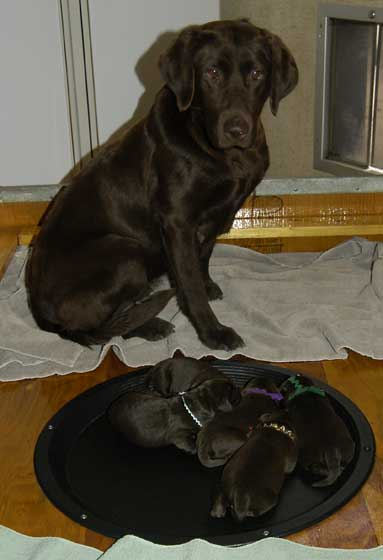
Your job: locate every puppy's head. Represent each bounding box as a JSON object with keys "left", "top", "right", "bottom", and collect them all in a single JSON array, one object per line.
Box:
[
  {"left": 242, "top": 375, "right": 280, "bottom": 395},
  {"left": 279, "top": 373, "right": 314, "bottom": 400},
  {"left": 159, "top": 19, "right": 298, "bottom": 149},
  {"left": 191, "top": 378, "right": 241, "bottom": 418},
  {"left": 146, "top": 357, "right": 227, "bottom": 396},
  {"left": 197, "top": 425, "right": 248, "bottom": 468}
]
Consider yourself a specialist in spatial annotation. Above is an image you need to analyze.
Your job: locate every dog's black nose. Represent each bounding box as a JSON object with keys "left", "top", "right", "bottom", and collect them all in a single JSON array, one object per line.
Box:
[{"left": 223, "top": 116, "right": 250, "bottom": 141}]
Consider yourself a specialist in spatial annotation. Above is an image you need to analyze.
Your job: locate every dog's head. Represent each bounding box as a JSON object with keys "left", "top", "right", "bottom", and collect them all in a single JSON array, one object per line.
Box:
[
  {"left": 159, "top": 19, "right": 298, "bottom": 149},
  {"left": 190, "top": 377, "right": 241, "bottom": 421},
  {"left": 146, "top": 357, "right": 229, "bottom": 396}
]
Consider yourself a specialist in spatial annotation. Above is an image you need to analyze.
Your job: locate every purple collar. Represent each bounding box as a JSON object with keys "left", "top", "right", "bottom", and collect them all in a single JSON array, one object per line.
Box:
[{"left": 243, "top": 387, "right": 284, "bottom": 402}]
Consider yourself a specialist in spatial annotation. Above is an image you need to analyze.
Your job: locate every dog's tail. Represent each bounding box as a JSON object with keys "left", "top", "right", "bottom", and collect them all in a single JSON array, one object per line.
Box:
[
  {"left": 59, "top": 288, "right": 175, "bottom": 346},
  {"left": 312, "top": 448, "right": 342, "bottom": 487}
]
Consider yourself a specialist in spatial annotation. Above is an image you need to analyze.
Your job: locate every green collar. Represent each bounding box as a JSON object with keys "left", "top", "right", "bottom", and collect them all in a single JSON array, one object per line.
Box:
[{"left": 285, "top": 375, "right": 326, "bottom": 401}]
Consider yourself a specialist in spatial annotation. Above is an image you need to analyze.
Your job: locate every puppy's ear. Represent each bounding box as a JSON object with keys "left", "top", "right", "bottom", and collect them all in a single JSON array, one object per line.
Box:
[
  {"left": 159, "top": 26, "right": 200, "bottom": 112},
  {"left": 267, "top": 33, "right": 298, "bottom": 116},
  {"left": 146, "top": 359, "right": 173, "bottom": 395}
]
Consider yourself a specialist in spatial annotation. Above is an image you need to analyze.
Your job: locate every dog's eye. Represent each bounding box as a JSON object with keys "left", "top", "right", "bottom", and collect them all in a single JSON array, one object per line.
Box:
[
  {"left": 205, "top": 66, "right": 220, "bottom": 80},
  {"left": 250, "top": 68, "right": 263, "bottom": 81}
]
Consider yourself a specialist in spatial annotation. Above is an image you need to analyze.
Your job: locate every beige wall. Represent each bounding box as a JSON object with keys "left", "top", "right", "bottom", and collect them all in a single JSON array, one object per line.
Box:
[{"left": 220, "top": 0, "right": 383, "bottom": 178}]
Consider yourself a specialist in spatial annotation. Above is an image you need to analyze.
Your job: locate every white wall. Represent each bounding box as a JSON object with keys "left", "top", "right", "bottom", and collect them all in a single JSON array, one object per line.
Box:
[
  {"left": 89, "top": 0, "right": 220, "bottom": 143},
  {"left": 0, "top": 1, "right": 72, "bottom": 186}
]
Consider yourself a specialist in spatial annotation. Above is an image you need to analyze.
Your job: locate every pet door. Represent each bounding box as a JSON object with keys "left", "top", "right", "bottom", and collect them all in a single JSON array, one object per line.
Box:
[{"left": 314, "top": 4, "right": 383, "bottom": 176}]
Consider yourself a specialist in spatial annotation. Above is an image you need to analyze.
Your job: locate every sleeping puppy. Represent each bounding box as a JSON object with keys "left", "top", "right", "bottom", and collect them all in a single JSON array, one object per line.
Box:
[
  {"left": 280, "top": 374, "right": 355, "bottom": 487},
  {"left": 210, "top": 410, "right": 298, "bottom": 522},
  {"left": 108, "top": 375, "right": 240, "bottom": 454},
  {"left": 197, "top": 377, "right": 282, "bottom": 468},
  {"left": 145, "top": 356, "right": 238, "bottom": 398}
]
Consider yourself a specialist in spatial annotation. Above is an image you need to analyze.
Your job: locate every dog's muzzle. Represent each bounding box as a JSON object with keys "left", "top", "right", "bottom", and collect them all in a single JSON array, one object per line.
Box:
[{"left": 219, "top": 112, "right": 252, "bottom": 148}]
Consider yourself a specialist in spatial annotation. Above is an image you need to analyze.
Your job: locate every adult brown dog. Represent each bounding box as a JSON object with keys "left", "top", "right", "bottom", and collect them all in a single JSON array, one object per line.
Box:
[
  {"left": 108, "top": 375, "right": 239, "bottom": 454},
  {"left": 280, "top": 375, "right": 355, "bottom": 486},
  {"left": 197, "top": 376, "right": 281, "bottom": 467},
  {"left": 210, "top": 410, "right": 298, "bottom": 522},
  {"left": 25, "top": 19, "right": 298, "bottom": 349}
]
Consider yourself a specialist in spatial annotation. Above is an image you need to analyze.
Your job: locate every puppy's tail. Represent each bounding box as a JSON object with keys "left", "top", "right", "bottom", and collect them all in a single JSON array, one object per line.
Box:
[
  {"left": 59, "top": 288, "right": 175, "bottom": 346},
  {"left": 312, "top": 448, "right": 342, "bottom": 487}
]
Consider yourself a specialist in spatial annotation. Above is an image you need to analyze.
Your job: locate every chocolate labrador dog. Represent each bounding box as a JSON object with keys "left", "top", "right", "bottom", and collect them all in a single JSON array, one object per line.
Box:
[
  {"left": 197, "top": 376, "right": 282, "bottom": 467},
  {"left": 280, "top": 375, "right": 355, "bottom": 486},
  {"left": 210, "top": 409, "right": 298, "bottom": 522},
  {"left": 108, "top": 374, "right": 239, "bottom": 454},
  {"left": 145, "top": 356, "right": 238, "bottom": 398},
  {"left": 25, "top": 19, "right": 298, "bottom": 349}
]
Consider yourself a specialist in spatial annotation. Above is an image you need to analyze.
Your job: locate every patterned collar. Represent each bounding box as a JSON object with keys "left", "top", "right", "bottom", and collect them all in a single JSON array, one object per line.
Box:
[
  {"left": 243, "top": 387, "right": 284, "bottom": 401},
  {"left": 261, "top": 421, "right": 296, "bottom": 442},
  {"left": 284, "top": 375, "right": 326, "bottom": 401},
  {"left": 178, "top": 392, "right": 203, "bottom": 428}
]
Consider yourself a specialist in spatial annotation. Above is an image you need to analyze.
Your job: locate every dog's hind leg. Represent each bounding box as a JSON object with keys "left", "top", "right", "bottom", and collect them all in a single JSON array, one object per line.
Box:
[{"left": 37, "top": 235, "right": 175, "bottom": 345}]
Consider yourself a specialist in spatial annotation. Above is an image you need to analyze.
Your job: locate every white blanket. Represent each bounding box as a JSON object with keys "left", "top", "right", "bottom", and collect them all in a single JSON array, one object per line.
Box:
[
  {"left": 1, "top": 237, "right": 383, "bottom": 381},
  {"left": 1, "top": 525, "right": 382, "bottom": 560}
]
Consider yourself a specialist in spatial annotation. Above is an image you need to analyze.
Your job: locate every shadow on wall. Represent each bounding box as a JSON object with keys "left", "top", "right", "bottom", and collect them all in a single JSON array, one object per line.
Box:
[
  {"left": 107, "top": 30, "right": 178, "bottom": 143},
  {"left": 61, "top": 30, "right": 178, "bottom": 182}
]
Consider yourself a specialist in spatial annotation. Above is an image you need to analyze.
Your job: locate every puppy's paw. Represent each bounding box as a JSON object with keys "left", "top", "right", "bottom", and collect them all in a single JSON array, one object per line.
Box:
[
  {"left": 206, "top": 280, "right": 223, "bottom": 301},
  {"left": 210, "top": 492, "right": 227, "bottom": 518},
  {"left": 200, "top": 325, "right": 245, "bottom": 351},
  {"left": 174, "top": 433, "right": 197, "bottom": 455}
]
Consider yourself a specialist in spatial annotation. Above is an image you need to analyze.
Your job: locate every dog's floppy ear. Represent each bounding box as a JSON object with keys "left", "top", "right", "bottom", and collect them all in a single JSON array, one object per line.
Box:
[
  {"left": 267, "top": 33, "right": 298, "bottom": 116},
  {"left": 146, "top": 359, "right": 173, "bottom": 395},
  {"left": 159, "top": 26, "right": 200, "bottom": 112}
]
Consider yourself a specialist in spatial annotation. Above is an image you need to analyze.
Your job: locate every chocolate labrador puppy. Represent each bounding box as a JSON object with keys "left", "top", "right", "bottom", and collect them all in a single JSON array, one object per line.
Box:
[
  {"left": 210, "top": 410, "right": 298, "bottom": 522},
  {"left": 280, "top": 375, "right": 355, "bottom": 486},
  {"left": 197, "top": 377, "right": 282, "bottom": 467},
  {"left": 25, "top": 19, "right": 298, "bottom": 349},
  {"left": 145, "top": 356, "right": 237, "bottom": 398},
  {"left": 108, "top": 374, "right": 239, "bottom": 454}
]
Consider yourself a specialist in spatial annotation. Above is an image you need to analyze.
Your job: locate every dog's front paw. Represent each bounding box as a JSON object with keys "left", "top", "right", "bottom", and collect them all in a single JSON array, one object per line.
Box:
[
  {"left": 200, "top": 325, "right": 245, "bottom": 351},
  {"left": 206, "top": 280, "right": 223, "bottom": 301}
]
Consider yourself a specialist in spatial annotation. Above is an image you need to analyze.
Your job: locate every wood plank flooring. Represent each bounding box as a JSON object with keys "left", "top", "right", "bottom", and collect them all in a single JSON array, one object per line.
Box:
[{"left": 0, "top": 350, "right": 381, "bottom": 552}]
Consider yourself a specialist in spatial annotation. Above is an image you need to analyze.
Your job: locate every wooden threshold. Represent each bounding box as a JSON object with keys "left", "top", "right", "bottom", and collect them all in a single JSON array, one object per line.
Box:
[{"left": 0, "top": 232, "right": 18, "bottom": 279}]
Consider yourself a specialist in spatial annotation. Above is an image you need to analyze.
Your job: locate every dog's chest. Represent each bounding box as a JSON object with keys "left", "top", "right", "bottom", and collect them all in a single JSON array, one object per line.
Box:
[{"left": 197, "top": 167, "right": 254, "bottom": 240}]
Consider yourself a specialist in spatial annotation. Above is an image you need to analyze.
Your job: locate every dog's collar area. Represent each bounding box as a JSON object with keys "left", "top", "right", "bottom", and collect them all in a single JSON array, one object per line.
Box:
[
  {"left": 284, "top": 375, "right": 326, "bottom": 401},
  {"left": 178, "top": 392, "right": 203, "bottom": 428},
  {"left": 243, "top": 387, "right": 284, "bottom": 401},
  {"left": 260, "top": 421, "right": 296, "bottom": 442}
]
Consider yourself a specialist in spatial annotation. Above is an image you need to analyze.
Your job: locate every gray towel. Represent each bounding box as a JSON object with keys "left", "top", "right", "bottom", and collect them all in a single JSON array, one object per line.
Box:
[
  {"left": 1, "top": 237, "right": 383, "bottom": 381},
  {"left": 1, "top": 525, "right": 382, "bottom": 560}
]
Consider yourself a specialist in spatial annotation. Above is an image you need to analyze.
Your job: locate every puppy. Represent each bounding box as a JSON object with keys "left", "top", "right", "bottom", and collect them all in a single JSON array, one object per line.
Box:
[
  {"left": 145, "top": 356, "right": 238, "bottom": 398},
  {"left": 210, "top": 410, "right": 298, "bottom": 522},
  {"left": 280, "top": 374, "right": 355, "bottom": 486},
  {"left": 197, "top": 377, "right": 282, "bottom": 468},
  {"left": 108, "top": 375, "right": 240, "bottom": 454}
]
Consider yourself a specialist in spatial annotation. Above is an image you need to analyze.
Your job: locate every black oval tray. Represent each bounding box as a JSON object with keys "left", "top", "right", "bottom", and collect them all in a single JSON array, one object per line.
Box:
[{"left": 34, "top": 360, "right": 375, "bottom": 545}]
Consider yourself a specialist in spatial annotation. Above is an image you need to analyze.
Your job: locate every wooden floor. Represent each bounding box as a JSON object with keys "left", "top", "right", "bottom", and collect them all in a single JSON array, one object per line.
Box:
[{"left": 0, "top": 349, "right": 382, "bottom": 552}]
